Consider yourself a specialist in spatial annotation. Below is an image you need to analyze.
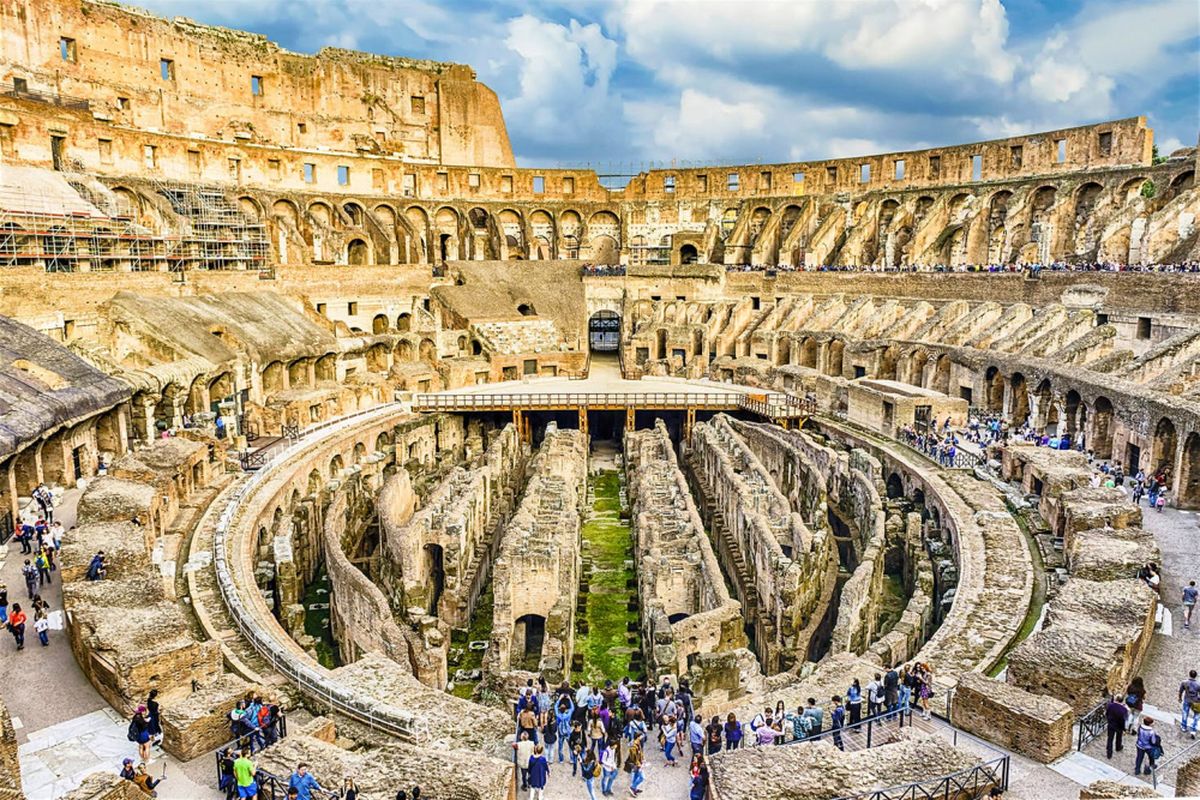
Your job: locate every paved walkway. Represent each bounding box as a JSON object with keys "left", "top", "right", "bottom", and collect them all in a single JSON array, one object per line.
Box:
[{"left": 0, "top": 486, "right": 220, "bottom": 799}]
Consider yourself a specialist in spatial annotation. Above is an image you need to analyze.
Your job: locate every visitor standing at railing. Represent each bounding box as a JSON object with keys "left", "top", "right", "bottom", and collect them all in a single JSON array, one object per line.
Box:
[
  {"left": 287, "top": 763, "right": 327, "bottom": 800},
  {"left": 233, "top": 748, "right": 258, "bottom": 800},
  {"left": 1104, "top": 695, "right": 1128, "bottom": 759},
  {"left": 829, "top": 696, "right": 846, "bottom": 750}
]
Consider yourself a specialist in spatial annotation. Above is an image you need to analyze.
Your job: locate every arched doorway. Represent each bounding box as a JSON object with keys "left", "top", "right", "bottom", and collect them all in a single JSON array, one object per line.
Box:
[
  {"left": 986, "top": 367, "right": 1004, "bottom": 413},
  {"left": 1010, "top": 373, "right": 1030, "bottom": 427},
  {"left": 589, "top": 310, "right": 620, "bottom": 352},
  {"left": 372, "top": 314, "right": 389, "bottom": 335},
  {"left": 516, "top": 614, "right": 546, "bottom": 666},
  {"left": 1179, "top": 433, "right": 1200, "bottom": 509},
  {"left": 1152, "top": 417, "right": 1178, "bottom": 477},
  {"left": 680, "top": 244, "right": 698, "bottom": 264},
  {"left": 1092, "top": 396, "right": 1114, "bottom": 459}
]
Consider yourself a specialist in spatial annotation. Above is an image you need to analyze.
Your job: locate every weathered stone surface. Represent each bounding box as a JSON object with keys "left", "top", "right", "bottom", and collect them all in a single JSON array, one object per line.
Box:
[
  {"left": 159, "top": 674, "right": 261, "bottom": 761},
  {"left": 1078, "top": 779, "right": 1159, "bottom": 799},
  {"left": 707, "top": 731, "right": 987, "bottom": 800},
  {"left": 951, "top": 671, "right": 1073, "bottom": 763},
  {"left": 1066, "top": 526, "right": 1161, "bottom": 581}
]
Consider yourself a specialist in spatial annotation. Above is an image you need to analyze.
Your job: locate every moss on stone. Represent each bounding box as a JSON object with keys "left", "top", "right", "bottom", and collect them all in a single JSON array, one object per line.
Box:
[
  {"left": 303, "top": 566, "right": 340, "bottom": 669},
  {"left": 574, "top": 470, "right": 641, "bottom": 683}
]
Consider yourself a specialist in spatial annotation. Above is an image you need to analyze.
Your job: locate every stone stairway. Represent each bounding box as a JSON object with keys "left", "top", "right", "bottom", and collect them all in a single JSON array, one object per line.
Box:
[{"left": 182, "top": 475, "right": 294, "bottom": 696}]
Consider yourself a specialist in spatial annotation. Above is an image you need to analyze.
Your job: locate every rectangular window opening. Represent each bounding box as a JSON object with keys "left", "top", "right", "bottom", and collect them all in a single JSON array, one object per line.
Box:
[
  {"left": 697, "top": 174, "right": 708, "bottom": 192},
  {"left": 759, "top": 171, "right": 772, "bottom": 191},
  {"left": 251, "top": 75, "right": 263, "bottom": 96},
  {"left": 187, "top": 149, "right": 201, "bottom": 177},
  {"left": 1137, "top": 317, "right": 1152, "bottom": 340},
  {"left": 501, "top": 175, "right": 513, "bottom": 193},
  {"left": 468, "top": 173, "right": 481, "bottom": 189},
  {"left": 929, "top": 155, "right": 941, "bottom": 179},
  {"left": 663, "top": 175, "right": 675, "bottom": 193},
  {"left": 268, "top": 159, "right": 281, "bottom": 180},
  {"left": 297, "top": 122, "right": 307, "bottom": 135},
  {"left": 303, "top": 163, "right": 316, "bottom": 183},
  {"left": 533, "top": 175, "right": 545, "bottom": 194},
  {"left": 1055, "top": 138, "right": 1066, "bottom": 163},
  {"left": 98, "top": 138, "right": 112, "bottom": 165},
  {"left": 971, "top": 154, "right": 982, "bottom": 181},
  {"left": 893, "top": 159, "right": 905, "bottom": 180},
  {"left": 859, "top": 163, "right": 871, "bottom": 183},
  {"left": 1010, "top": 145, "right": 1023, "bottom": 168},
  {"left": 410, "top": 96, "right": 425, "bottom": 114},
  {"left": 1098, "top": 131, "right": 1113, "bottom": 156},
  {"left": 160, "top": 58, "right": 174, "bottom": 81},
  {"left": 563, "top": 176, "right": 574, "bottom": 195},
  {"left": 792, "top": 171, "right": 805, "bottom": 184},
  {"left": 826, "top": 165, "right": 838, "bottom": 184},
  {"left": 59, "top": 37, "right": 76, "bottom": 63},
  {"left": 371, "top": 168, "right": 384, "bottom": 190},
  {"left": 143, "top": 144, "right": 157, "bottom": 169},
  {"left": 437, "top": 172, "right": 449, "bottom": 193},
  {"left": 337, "top": 165, "right": 349, "bottom": 186},
  {"left": 347, "top": 301, "right": 358, "bottom": 315},
  {"left": 727, "top": 172, "right": 740, "bottom": 191}
]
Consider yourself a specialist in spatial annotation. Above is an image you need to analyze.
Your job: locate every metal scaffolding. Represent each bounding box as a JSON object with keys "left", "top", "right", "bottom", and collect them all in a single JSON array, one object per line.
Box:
[{"left": 0, "top": 177, "right": 269, "bottom": 273}]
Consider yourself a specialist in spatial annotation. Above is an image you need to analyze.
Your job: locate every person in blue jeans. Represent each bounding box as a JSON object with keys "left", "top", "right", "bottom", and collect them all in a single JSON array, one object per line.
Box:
[
  {"left": 1179, "top": 670, "right": 1200, "bottom": 737},
  {"left": 579, "top": 750, "right": 598, "bottom": 800},
  {"left": 599, "top": 743, "right": 618, "bottom": 795},
  {"left": 628, "top": 739, "right": 645, "bottom": 795},
  {"left": 555, "top": 696, "right": 575, "bottom": 761},
  {"left": 1135, "top": 718, "right": 1161, "bottom": 775},
  {"left": 663, "top": 715, "right": 678, "bottom": 765},
  {"left": 830, "top": 695, "right": 846, "bottom": 751}
]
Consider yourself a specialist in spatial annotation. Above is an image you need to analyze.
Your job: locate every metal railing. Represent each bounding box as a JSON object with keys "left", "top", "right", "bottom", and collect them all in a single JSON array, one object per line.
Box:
[
  {"left": 210, "top": 403, "right": 423, "bottom": 743},
  {"left": 1, "top": 81, "right": 90, "bottom": 110},
  {"left": 1148, "top": 734, "right": 1200, "bottom": 789},
  {"left": 774, "top": 705, "right": 914, "bottom": 751},
  {"left": 834, "top": 755, "right": 1008, "bottom": 800},
  {"left": 412, "top": 391, "right": 745, "bottom": 412},
  {"left": 896, "top": 430, "right": 982, "bottom": 470},
  {"left": 1077, "top": 701, "right": 1108, "bottom": 751},
  {"left": 738, "top": 391, "right": 816, "bottom": 420},
  {"left": 212, "top": 715, "right": 288, "bottom": 782}
]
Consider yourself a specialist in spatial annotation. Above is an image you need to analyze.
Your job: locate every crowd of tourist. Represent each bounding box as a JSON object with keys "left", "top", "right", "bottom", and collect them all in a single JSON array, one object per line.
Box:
[
  {"left": 507, "top": 663, "right": 938, "bottom": 798},
  {"left": 723, "top": 261, "right": 1200, "bottom": 274},
  {"left": 580, "top": 263, "right": 626, "bottom": 277}
]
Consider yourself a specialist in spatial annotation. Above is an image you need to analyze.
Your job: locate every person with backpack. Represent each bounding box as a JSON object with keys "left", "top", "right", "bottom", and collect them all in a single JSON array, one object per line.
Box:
[
  {"left": 554, "top": 696, "right": 574, "bottom": 764},
  {"left": 579, "top": 748, "right": 598, "bottom": 800},
  {"left": 1135, "top": 717, "right": 1163, "bottom": 776},
  {"left": 599, "top": 740, "right": 618, "bottom": 796},
  {"left": 33, "top": 612, "right": 48, "bottom": 647},
  {"left": 626, "top": 738, "right": 645, "bottom": 796},
  {"left": 86, "top": 552, "right": 107, "bottom": 581},
  {"left": 21, "top": 560, "right": 37, "bottom": 599},
  {"left": 127, "top": 707, "right": 151, "bottom": 763},
  {"left": 1126, "top": 676, "right": 1147, "bottom": 734},
  {"left": 723, "top": 712, "right": 742, "bottom": 751},
  {"left": 1179, "top": 670, "right": 1200, "bottom": 738}
]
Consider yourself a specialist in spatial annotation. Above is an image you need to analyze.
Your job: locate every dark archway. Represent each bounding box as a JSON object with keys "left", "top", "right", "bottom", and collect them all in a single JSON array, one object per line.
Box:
[
  {"left": 1092, "top": 396, "right": 1114, "bottom": 459},
  {"left": 589, "top": 310, "right": 620, "bottom": 352},
  {"left": 680, "top": 244, "right": 698, "bottom": 264},
  {"left": 1179, "top": 433, "right": 1200, "bottom": 509}
]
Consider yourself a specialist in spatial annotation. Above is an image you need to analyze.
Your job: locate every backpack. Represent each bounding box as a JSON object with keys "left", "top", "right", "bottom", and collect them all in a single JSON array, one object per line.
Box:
[
  {"left": 127, "top": 720, "right": 138, "bottom": 742},
  {"left": 581, "top": 761, "right": 597, "bottom": 779}
]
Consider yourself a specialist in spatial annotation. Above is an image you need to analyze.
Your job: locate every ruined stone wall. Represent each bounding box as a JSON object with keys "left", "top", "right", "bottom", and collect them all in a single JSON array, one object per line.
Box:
[
  {"left": 707, "top": 730, "right": 989, "bottom": 800},
  {"left": 487, "top": 425, "right": 586, "bottom": 681},
  {"left": 688, "top": 414, "right": 819, "bottom": 672},
  {"left": 0, "top": 0, "right": 514, "bottom": 166},
  {"left": 323, "top": 481, "right": 445, "bottom": 687},
  {"left": 625, "top": 420, "right": 748, "bottom": 681},
  {"left": 381, "top": 422, "right": 525, "bottom": 629},
  {"left": 1008, "top": 578, "right": 1157, "bottom": 714},
  {"left": 950, "top": 671, "right": 1074, "bottom": 763}
]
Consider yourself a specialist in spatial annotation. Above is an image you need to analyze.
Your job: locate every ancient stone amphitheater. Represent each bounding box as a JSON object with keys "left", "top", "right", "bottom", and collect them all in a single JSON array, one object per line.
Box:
[{"left": 0, "top": 2, "right": 1198, "bottom": 800}]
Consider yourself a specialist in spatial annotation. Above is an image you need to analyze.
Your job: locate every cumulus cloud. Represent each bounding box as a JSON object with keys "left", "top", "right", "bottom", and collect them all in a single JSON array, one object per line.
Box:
[{"left": 130, "top": 0, "right": 1197, "bottom": 166}]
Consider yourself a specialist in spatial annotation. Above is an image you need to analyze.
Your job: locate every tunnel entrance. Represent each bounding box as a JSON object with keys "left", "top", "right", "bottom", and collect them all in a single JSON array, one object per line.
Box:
[{"left": 588, "top": 310, "right": 621, "bottom": 352}]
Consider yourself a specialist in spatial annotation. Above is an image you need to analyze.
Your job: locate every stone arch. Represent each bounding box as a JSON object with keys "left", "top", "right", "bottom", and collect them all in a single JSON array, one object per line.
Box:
[
  {"left": 288, "top": 358, "right": 311, "bottom": 388},
  {"left": 1151, "top": 416, "right": 1178, "bottom": 477},
  {"left": 342, "top": 201, "right": 365, "bottom": 227},
  {"left": 307, "top": 469, "right": 322, "bottom": 496},
  {"left": 589, "top": 235, "right": 619, "bottom": 265},
  {"left": 1179, "top": 432, "right": 1200, "bottom": 509},
  {"left": 680, "top": 243, "right": 698, "bottom": 264},
  {"left": 237, "top": 195, "right": 263, "bottom": 221},
  {"left": 1010, "top": 372, "right": 1030, "bottom": 426},
  {"left": 1120, "top": 177, "right": 1150, "bottom": 204},
  {"left": 395, "top": 339, "right": 415, "bottom": 361},
  {"left": 826, "top": 339, "right": 845, "bottom": 377},
  {"left": 375, "top": 431, "right": 393, "bottom": 452},
  {"left": 346, "top": 238, "right": 370, "bottom": 265},
  {"left": 1064, "top": 389, "right": 1081, "bottom": 437},
  {"left": 372, "top": 314, "right": 390, "bottom": 335},
  {"left": 262, "top": 361, "right": 285, "bottom": 393},
  {"left": 1170, "top": 169, "right": 1195, "bottom": 193},
  {"left": 272, "top": 199, "right": 300, "bottom": 228},
  {"left": 1092, "top": 396, "right": 1114, "bottom": 459},
  {"left": 328, "top": 453, "right": 344, "bottom": 478},
  {"left": 315, "top": 353, "right": 337, "bottom": 382},
  {"left": 396, "top": 313, "right": 412, "bottom": 332},
  {"left": 932, "top": 354, "right": 951, "bottom": 394},
  {"left": 434, "top": 207, "right": 460, "bottom": 262},
  {"left": 366, "top": 342, "right": 389, "bottom": 371},
  {"left": 352, "top": 441, "right": 367, "bottom": 465},
  {"left": 985, "top": 366, "right": 1004, "bottom": 413},
  {"left": 419, "top": 338, "right": 437, "bottom": 362},
  {"left": 308, "top": 200, "right": 335, "bottom": 228},
  {"left": 799, "top": 338, "right": 817, "bottom": 369}
]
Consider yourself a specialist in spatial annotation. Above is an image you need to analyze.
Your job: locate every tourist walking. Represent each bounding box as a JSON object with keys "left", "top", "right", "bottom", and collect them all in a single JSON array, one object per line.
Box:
[
  {"left": 723, "top": 713, "right": 742, "bottom": 750},
  {"left": 233, "top": 749, "right": 258, "bottom": 800},
  {"left": 830, "top": 695, "right": 846, "bottom": 750},
  {"left": 21, "top": 560, "right": 37, "bottom": 599},
  {"left": 33, "top": 610, "right": 48, "bottom": 647},
  {"left": 1179, "top": 670, "right": 1200, "bottom": 738},
  {"left": 580, "top": 749, "right": 598, "bottom": 800},
  {"left": 568, "top": 720, "right": 584, "bottom": 775},
  {"left": 527, "top": 744, "right": 549, "bottom": 800},
  {"left": 146, "top": 689, "right": 162, "bottom": 747},
  {"left": 1135, "top": 717, "right": 1163, "bottom": 776},
  {"left": 512, "top": 731, "right": 534, "bottom": 791},
  {"left": 1126, "top": 676, "right": 1147, "bottom": 733},
  {"left": 555, "top": 696, "right": 575, "bottom": 763},
  {"left": 688, "top": 754, "right": 708, "bottom": 800},
  {"left": 6, "top": 604, "right": 25, "bottom": 650},
  {"left": 288, "top": 763, "right": 326, "bottom": 800},
  {"left": 1104, "top": 694, "right": 1128, "bottom": 759},
  {"left": 1183, "top": 581, "right": 1197, "bottom": 630},
  {"left": 626, "top": 738, "right": 644, "bottom": 796},
  {"left": 129, "top": 707, "right": 152, "bottom": 763},
  {"left": 599, "top": 740, "right": 618, "bottom": 796}
]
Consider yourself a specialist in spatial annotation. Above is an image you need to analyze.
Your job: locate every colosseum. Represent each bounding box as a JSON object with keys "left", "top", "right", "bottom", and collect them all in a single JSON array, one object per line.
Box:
[{"left": 0, "top": 1, "right": 1198, "bottom": 799}]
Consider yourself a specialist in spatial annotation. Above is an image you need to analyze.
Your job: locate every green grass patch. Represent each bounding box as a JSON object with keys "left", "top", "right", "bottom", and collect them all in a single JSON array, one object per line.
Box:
[
  {"left": 987, "top": 505, "right": 1047, "bottom": 677},
  {"left": 574, "top": 470, "right": 641, "bottom": 683}
]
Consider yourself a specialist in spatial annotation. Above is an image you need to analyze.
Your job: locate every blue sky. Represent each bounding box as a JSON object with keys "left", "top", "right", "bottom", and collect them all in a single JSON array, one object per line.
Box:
[{"left": 141, "top": 0, "right": 1198, "bottom": 168}]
